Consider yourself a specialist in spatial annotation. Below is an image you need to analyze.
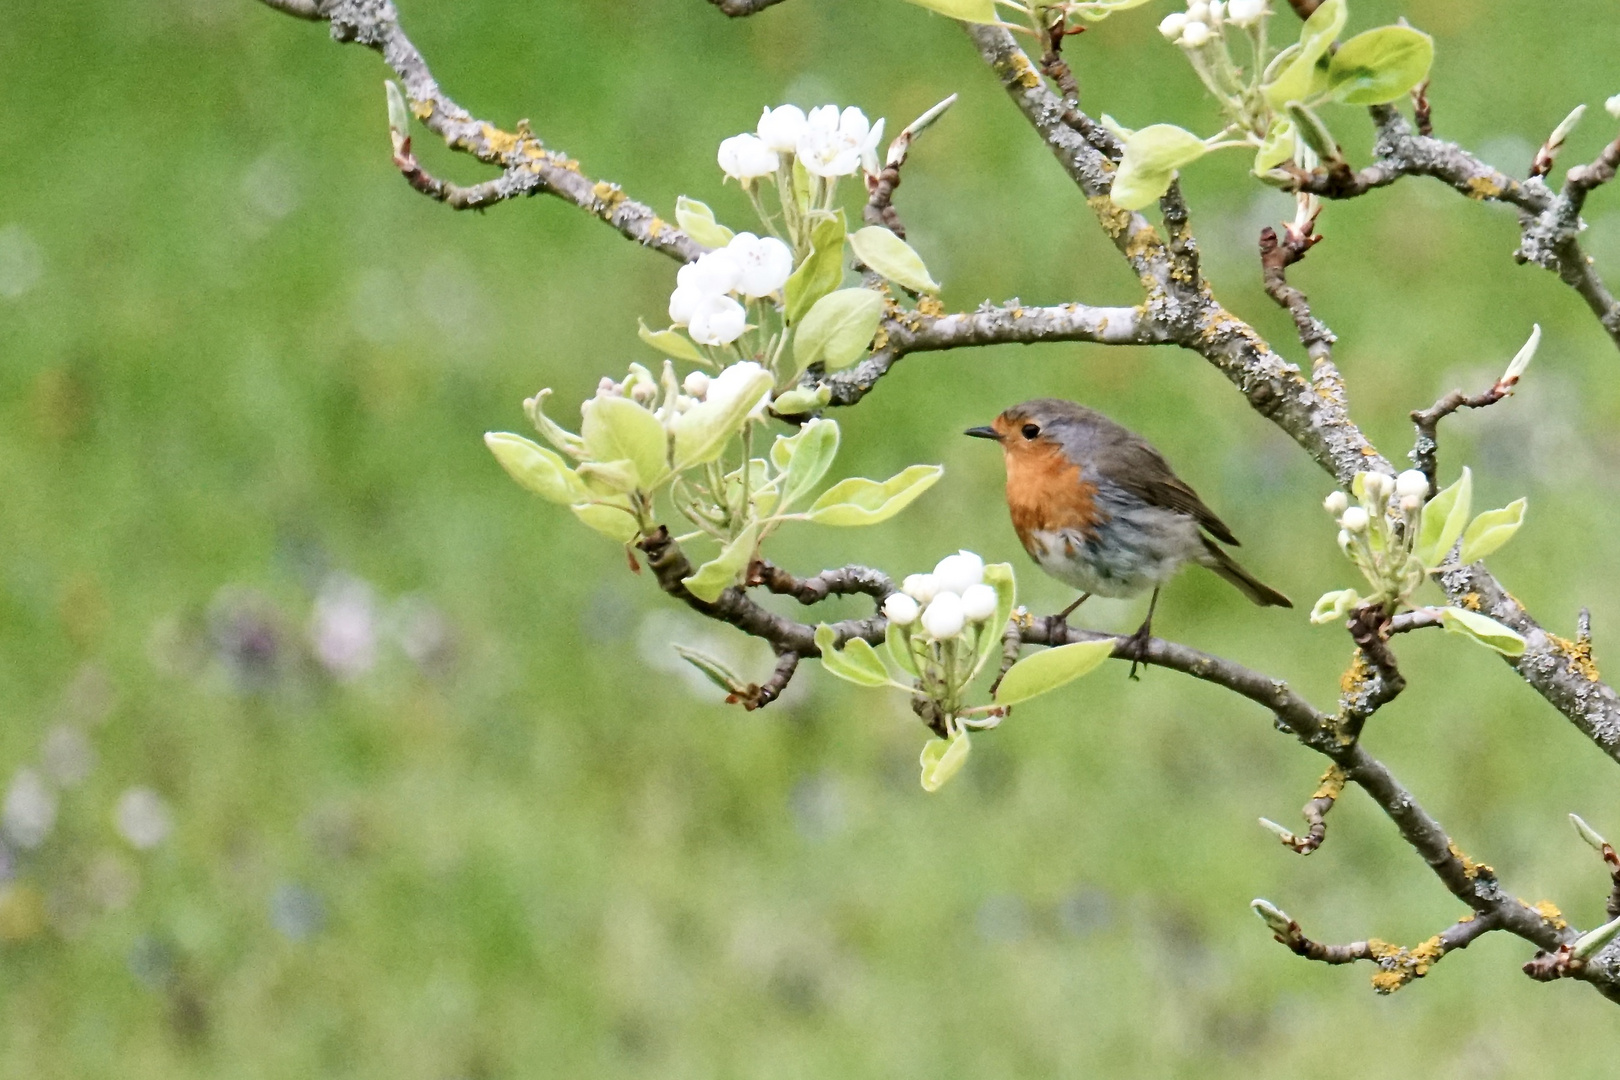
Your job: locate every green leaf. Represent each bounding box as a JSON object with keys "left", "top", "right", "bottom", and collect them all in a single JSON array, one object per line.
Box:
[
  {"left": 784, "top": 215, "right": 847, "bottom": 325},
  {"left": 886, "top": 619, "right": 920, "bottom": 678},
  {"left": 682, "top": 523, "right": 760, "bottom": 603},
  {"left": 670, "top": 367, "right": 774, "bottom": 471},
  {"left": 777, "top": 418, "right": 841, "bottom": 511},
  {"left": 1069, "top": 0, "right": 1154, "bottom": 22},
  {"left": 581, "top": 395, "right": 668, "bottom": 490},
  {"left": 1111, "top": 124, "right": 1208, "bottom": 211},
  {"left": 1254, "top": 118, "right": 1297, "bottom": 174},
  {"left": 1309, "top": 588, "right": 1361, "bottom": 626},
  {"left": 919, "top": 730, "right": 971, "bottom": 793},
  {"left": 576, "top": 458, "right": 641, "bottom": 496},
  {"left": 768, "top": 385, "right": 832, "bottom": 417},
  {"left": 1264, "top": 0, "right": 1346, "bottom": 108},
  {"left": 637, "top": 319, "right": 708, "bottom": 365},
  {"left": 849, "top": 226, "right": 941, "bottom": 294},
  {"left": 675, "top": 195, "right": 734, "bottom": 249},
  {"left": 814, "top": 623, "right": 892, "bottom": 688},
  {"left": 899, "top": 0, "right": 998, "bottom": 23},
  {"left": 570, "top": 502, "right": 640, "bottom": 542},
  {"left": 525, "top": 388, "right": 587, "bottom": 459},
  {"left": 790, "top": 158, "right": 812, "bottom": 216},
  {"left": 1286, "top": 101, "right": 1340, "bottom": 161},
  {"left": 994, "top": 638, "right": 1115, "bottom": 705},
  {"left": 1460, "top": 498, "right": 1527, "bottom": 564},
  {"left": 1328, "top": 26, "right": 1434, "bottom": 105},
  {"left": 806, "top": 464, "right": 943, "bottom": 526},
  {"left": 793, "top": 289, "right": 885, "bottom": 375},
  {"left": 672, "top": 645, "right": 747, "bottom": 694},
  {"left": 969, "top": 563, "right": 1017, "bottom": 681},
  {"left": 1440, "top": 606, "right": 1526, "bottom": 657},
  {"left": 484, "top": 432, "right": 590, "bottom": 504},
  {"left": 1416, "top": 467, "right": 1473, "bottom": 568}
]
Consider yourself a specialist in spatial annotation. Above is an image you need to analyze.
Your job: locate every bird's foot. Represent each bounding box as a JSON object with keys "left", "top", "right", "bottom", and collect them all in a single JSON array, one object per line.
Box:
[{"left": 1124, "top": 622, "right": 1153, "bottom": 682}]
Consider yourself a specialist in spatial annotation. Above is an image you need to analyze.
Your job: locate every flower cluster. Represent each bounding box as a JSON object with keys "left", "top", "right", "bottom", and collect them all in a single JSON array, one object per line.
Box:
[
  {"left": 719, "top": 104, "right": 884, "bottom": 184},
  {"left": 882, "top": 551, "right": 1000, "bottom": 642},
  {"left": 668, "top": 232, "right": 794, "bottom": 346},
  {"left": 1159, "top": 0, "right": 1266, "bottom": 45}
]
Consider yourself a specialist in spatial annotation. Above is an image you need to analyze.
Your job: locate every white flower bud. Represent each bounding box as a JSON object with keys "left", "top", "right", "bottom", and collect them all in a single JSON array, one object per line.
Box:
[
  {"left": 1227, "top": 0, "right": 1265, "bottom": 25},
  {"left": 682, "top": 371, "right": 710, "bottom": 399},
  {"left": 960, "top": 583, "right": 998, "bottom": 623},
  {"left": 932, "top": 551, "right": 985, "bottom": 597},
  {"left": 883, "top": 592, "right": 920, "bottom": 626},
  {"left": 756, "top": 104, "right": 808, "bottom": 154},
  {"left": 920, "top": 591, "right": 966, "bottom": 641},
  {"left": 1208, "top": 1, "right": 1226, "bottom": 26},
  {"left": 1337, "top": 529, "right": 1353, "bottom": 552},
  {"left": 629, "top": 381, "right": 657, "bottom": 406},
  {"left": 1179, "top": 19, "right": 1212, "bottom": 47},
  {"left": 1394, "top": 470, "right": 1429, "bottom": 500},
  {"left": 1186, "top": 1, "right": 1210, "bottom": 21},
  {"left": 1362, "top": 472, "right": 1393, "bottom": 500},
  {"left": 1608, "top": 94, "right": 1620, "bottom": 121},
  {"left": 1323, "top": 491, "right": 1349, "bottom": 516},
  {"left": 1399, "top": 494, "right": 1422, "bottom": 512},
  {"left": 1158, "top": 12, "right": 1188, "bottom": 39},
  {"left": 717, "top": 133, "right": 779, "bottom": 181},
  {"left": 1340, "top": 506, "right": 1370, "bottom": 533},
  {"left": 902, "top": 573, "right": 938, "bottom": 604},
  {"left": 675, "top": 394, "right": 698, "bottom": 413},
  {"left": 597, "top": 376, "right": 619, "bottom": 397}
]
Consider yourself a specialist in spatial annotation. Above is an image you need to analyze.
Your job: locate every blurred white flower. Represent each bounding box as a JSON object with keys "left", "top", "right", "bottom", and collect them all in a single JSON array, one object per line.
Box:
[
  {"left": 883, "top": 592, "right": 921, "bottom": 626},
  {"left": 3, "top": 770, "right": 56, "bottom": 850},
  {"left": 726, "top": 233, "right": 794, "bottom": 298},
  {"left": 921, "top": 592, "right": 966, "bottom": 640},
  {"left": 797, "top": 105, "right": 881, "bottom": 179},
  {"left": 718, "top": 133, "right": 779, "bottom": 181},
  {"left": 114, "top": 788, "right": 172, "bottom": 850},
  {"left": 1395, "top": 470, "right": 1429, "bottom": 500},
  {"left": 309, "top": 574, "right": 378, "bottom": 681},
  {"left": 932, "top": 551, "right": 985, "bottom": 597},
  {"left": 902, "top": 573, "right": 938, "bottom": 604},
  {"left": 757, "top": 104, "right": 808, "bottom": 154},
  {"left": 960, "top": 583, "right": 998, "bottom": 623},
  {"left": 688, "top": 294, "right": 749, "bottom": 346}
]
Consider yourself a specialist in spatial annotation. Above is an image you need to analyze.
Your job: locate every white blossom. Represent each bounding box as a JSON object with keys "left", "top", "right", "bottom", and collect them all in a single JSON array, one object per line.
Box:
[
  {"left": 798, "top": 105, "right": 880, "bottom": 179},
  {"left": 684, "top": 249, "right": 743, "bottom": 296},
  {"left": 883, "top": 592, "right": 921, "bottom": 626},
  {"left": 1227, "top": 0, "right": 1266, "bottom": 26},
  {"left": 960, "top": 583, "right": 998, "bottom": 623},
  {"left": 706, "top": 361, "right": 770, "bottom": 418},
  {"left": 718, "top": 133, "right": 779, "bottom": 181},
  {"left": 1394, "top": 470, "right": 1429, "bottom": 501},
  {"left": 920, "top": 591, "right": 966, "bottom": 641},
  {"left": 756, "top": 104, "right": 807, "bottom": 154},
  {"left": 861, "top": 118, "right": 887, "bottom": 178},
  {"left": 688, "top": 294, "right": 749, "bottom": 346},
  {"left": 902, "top": 573, "right": 939, "bottom": 604},
  {"left": 1179, "top": 19, "right": 1212, "bottom": 47},
  {"left": 932, "top": 551, "right": 985, "bottom": 597},
  {"left": 1159, "top": 12, "right": 1188, "bottom": 39},
  {"left": 1323, "top": 491, "right": 1349, "bottom": 516},
  {"left": 726, "top": 232, "right": 794, "bottom": 298}
]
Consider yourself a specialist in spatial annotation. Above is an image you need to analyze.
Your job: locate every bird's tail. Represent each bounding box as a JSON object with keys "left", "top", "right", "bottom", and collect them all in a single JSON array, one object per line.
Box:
[{"left": 1199, "top": 537, "right": 1292, "bottom": 608}]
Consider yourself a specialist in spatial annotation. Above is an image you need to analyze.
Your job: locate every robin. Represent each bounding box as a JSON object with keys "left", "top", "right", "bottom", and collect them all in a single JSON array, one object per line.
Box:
[{"left": 965, "top": 398, "right": 1291, "bottom": 670}]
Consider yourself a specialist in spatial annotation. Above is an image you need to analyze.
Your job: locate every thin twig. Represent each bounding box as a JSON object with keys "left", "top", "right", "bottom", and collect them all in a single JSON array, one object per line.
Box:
[{"left": 1410, "top": 378, "right": 1516, "bottom": 491}]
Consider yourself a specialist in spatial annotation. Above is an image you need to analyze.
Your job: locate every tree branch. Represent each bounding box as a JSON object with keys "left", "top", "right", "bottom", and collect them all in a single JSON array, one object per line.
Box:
[
  {"left": 705, "top": 0, "right": 792, "bottom": 15},
  {"left": 255, "top": 0, "right": 705, "bottom": 261},
  {"left": 1262, "top": 906, "right": 1497, "bottom": 993}
]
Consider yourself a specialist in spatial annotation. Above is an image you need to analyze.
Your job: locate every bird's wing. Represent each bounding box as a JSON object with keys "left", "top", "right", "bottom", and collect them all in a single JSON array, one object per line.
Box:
[{"left": 1095, "top": 436, "right": 1241, "bottom": 546}]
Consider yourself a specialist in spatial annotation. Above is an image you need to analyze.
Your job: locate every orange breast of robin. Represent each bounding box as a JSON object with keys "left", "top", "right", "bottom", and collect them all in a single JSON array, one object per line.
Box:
[{"left": 1003, "top": 440, "right": 1100, "bottom": 548}]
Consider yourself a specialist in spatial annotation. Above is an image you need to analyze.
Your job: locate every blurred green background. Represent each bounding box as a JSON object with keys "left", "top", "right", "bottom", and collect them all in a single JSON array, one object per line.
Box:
[{"left": 4, "top": 0, "right": 1620, "bottom": 1075}]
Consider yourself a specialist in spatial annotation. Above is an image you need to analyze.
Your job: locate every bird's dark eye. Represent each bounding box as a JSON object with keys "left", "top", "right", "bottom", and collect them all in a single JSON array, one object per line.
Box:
[{"left": 1021, "top": 423, "right": 1041, "bottom": 440}]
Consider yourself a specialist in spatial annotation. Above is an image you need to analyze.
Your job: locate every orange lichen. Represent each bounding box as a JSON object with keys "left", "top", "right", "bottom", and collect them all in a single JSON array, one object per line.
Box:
[
  {"left": 915, "top": 295, "right": 945, "bottom": 317},
  {"left": 592, "top": 181, "right": 626, "bottom": 209},
  {"left": 1312, "top": 764, "right": 1349, "bottom": 802},
  {"left": 1549, "top": 634, "right": 1601, "bottom": 681},
  {"left": 1460, "top": 592, "right": 1482, "bottom": 611},
  {"left": 480, "top": 122, "right": 521, "bottom": 157},
  {"left": 1532, "top": 900, "right": 1568, "bottom": 930},
  {"left": 1367, "top": 935, "right": 1445, "bottom": 994},
  {"left": 411, "top": 99, "right": 434, "bottom": 120},
  {"left": 1449, "top": 842, "right": 1494, "bottom": 880},
  {"left": 1466, "top": 176, "right": 1504, "bottom": 200}
]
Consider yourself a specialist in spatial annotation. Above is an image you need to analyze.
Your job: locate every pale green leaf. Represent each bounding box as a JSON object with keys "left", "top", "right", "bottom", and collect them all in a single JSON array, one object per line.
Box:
[
  {"left": 784, "top": 215, "right": 847, "bottom": 325},
  {"left": 814, "top": 623, "right": 892, "bottom": 688},
  {"left": 570, "top": 501, "right": 640, "bottom": 542},
  {"left": 1069, "top": 0, "right": 1154, "bottom": 22},
  {"left": 919, "top": 731, "right": 971, "bottom": 793},
  {"left": 682, "top": 523, "right": 760, "bottom": 603},
  {"left": 768, "top": 385, "right": 832, "bottom": 417},
  {"left": 1440, "top": 606, "right": 1526, "bottom": 657},
  {"left": 670, "top": 367, "right": 774, "bottom": 471},
  {"left": 675, "top": 195, "right": 734, "bottom": 249},
  {"left": 1254, "top": 118, "right": 1297, "bottom": 174},
  {"left": 792, "top": 289, "right": 885, "bottom": 375},
  {"left": 886, "top": 619, "right": 920, "bottom": 678},
  {"left": 637, "top": 319, "right": 708, "bottom": 365},
  {"left": 1309, "top": 588, "right": 1361, "bottom": 626},
  {"left": 1111, "top": 124, "right": 1208, "bottom": 211},
  {"left": 484, "top": 432, "right": 590, "bottom": 504},
  {"left": 806, "top": 463, "right": 943, "bottom": 526},
  {"left": 1328, "top": 26, "right": 1434, "bottom": 106},
  {"left": 899, "top": 0, "right": 998, "bottom": 23},
  {"left": 1286, "top": 101, "right": 1339, "bottom": 160},
  {"left": 672, "top": 645, "right": 747, "bottom": 694},
  {"left": 581, "top": 395, "right": 668, "bottom": 489},
  {"left": 1264, "top": 0, "right": 1346, "bottom": 108},
  {"left": 778, "top": 418, "right": 841, "bottom": 511},
  {"left": 850, "top": 226, "right": 941, "bottom": 294},
  {"left": 1416, "top": 467, "right": 1473, "bottom": 568},
  {"left": 970, "top": 563, "right": 1018, "bottom": 681},
  {"left": 525, "top": 388, "right": 587, "bottom": 459},
  {"left": 577, "top": 458, "right": 641, "bottom": 496},
  {"left": 994, "top": 638, "right": 1115, "bottom": 705},
  {"left": 1460, "top": 498, "right": 1527, "bottom": 564}
]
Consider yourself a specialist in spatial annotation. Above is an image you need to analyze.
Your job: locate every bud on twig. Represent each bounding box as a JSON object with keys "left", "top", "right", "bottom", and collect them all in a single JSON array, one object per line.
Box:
[
  {"left": 887, "top": 94, "right": 959, "bottom": 168},
  {"left": 1573, "top": 913, "right": 1620, "bottom": 961},
  {"left": 385, "top": 80, "right": 411, "bottom": 157},
  {"left": 1500, "top": 323, "right": 1541, "bottom": 389},
  {"left": 1572, "top": 812, "right": 1610, "bottom": 853},
  {"left": 1251, "top": 898, "right": 1295, "bottom": 939},
  {"left": 1532, "top": 105, "right": 1586, "bottom": 177}
]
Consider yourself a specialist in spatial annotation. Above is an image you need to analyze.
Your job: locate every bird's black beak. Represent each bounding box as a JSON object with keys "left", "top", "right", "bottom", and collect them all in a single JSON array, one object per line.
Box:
[{"left": 963, "top": 426, "right": 1000, "bottom": 441}]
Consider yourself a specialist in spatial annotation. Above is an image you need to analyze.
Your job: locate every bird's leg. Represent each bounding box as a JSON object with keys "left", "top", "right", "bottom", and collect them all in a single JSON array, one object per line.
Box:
[
  {"left": 1056, "top": 592, "right": 1091, "bottom": 623},
  {"left": 1126, "top": 588, "right": 1160, "bottom": 681}
]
